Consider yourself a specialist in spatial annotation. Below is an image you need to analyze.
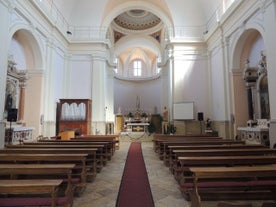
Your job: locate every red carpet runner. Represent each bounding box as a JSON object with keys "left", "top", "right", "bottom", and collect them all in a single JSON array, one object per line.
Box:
[{"left": 116, "top": 142, "right": 155, "bottom": 207}]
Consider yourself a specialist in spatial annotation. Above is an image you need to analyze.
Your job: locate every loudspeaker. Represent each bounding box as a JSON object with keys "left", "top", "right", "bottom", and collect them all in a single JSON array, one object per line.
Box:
[
  {"left": 197, "top": 112, "right": 204, "bottom": 121},
  {"left": 7, "top": 108, "right": 18, "bottom": 122}
]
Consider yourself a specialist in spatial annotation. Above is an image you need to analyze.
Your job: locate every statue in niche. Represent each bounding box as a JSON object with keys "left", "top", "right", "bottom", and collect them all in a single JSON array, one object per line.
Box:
[
  {"left": 259, "top": 76, "right": 270, "bottom": 119},
  {"left": 5, "top": 82, "right": 16, "bottom": 111},
  {"left": 258, "top": 51, "right": 267, "bottom": 75}
]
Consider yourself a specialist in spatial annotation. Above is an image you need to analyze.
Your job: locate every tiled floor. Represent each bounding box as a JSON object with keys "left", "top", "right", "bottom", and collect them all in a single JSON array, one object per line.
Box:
[{"left": 73, "top": 137, "right": 272, "bottom": 207}]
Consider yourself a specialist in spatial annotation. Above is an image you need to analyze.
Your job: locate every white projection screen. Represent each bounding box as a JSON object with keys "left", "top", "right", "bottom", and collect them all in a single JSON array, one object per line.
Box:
[{"left": 173, "top": 102, "right": 194, "bottom": 120}]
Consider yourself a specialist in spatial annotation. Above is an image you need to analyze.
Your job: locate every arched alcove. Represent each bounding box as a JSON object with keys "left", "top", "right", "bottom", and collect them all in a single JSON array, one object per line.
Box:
[
  {"left": 231, "top": 29, "right": 263, "bottom": 127},
  {"left": 6, "top": 29, "right": 44, "bottom": 140},
  {"left": 231, "top": 28, "right": 269, "bottom": 145}
]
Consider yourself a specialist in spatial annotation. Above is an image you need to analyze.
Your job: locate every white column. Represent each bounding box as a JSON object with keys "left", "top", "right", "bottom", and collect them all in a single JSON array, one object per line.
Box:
[
  {"left": 42, "top": 38, "right": 56, "bottom": 137},
  {"left": 62, "top": 53, "right": 72, "bottom": 97},
  {"left": 263, "top": 0, "right": 276, "bottom": 147},
  {"left": 168, "top": 53, "right": 174, "bottom": 122},
  {"left": 0, "top": 1, "right": 11, "bottom": 147},
  {"left": 160, "top": 58, "right": 170, "bottom": 116},
  {"left": 105, "top": 65, "right": 115, "bottom": 123},
  {"left": 91, "top": 55, "right": 107, "bottom": 134}
]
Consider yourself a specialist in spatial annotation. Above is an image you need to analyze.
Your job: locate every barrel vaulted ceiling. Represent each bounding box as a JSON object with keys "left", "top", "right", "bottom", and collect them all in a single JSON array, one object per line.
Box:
[
  {"left": 51, "top": 0, "right": 225, "bottom": 80},
  {"left": 53, "top": 0, "right": 222, "bottom": 29}
]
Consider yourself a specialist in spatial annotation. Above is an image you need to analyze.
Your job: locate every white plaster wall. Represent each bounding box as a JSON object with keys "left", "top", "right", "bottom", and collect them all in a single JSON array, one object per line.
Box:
[
  {"left": 69, "top": 55, "right": 93, "bottom": 99},
  {"left": 210, "top": 46, "right": 226, "bottom": 121},
  {"left": 114, "top": 78, "right": 162, "bottom": 115},
  {"left": 173, "top": 57, "right": 209, "bottom": 118},
  {"left": 262, "top": 1, "right": 276, "bottom": 147},
  {"left": 248, "top": 35, "right": 265, "bottom": 67},
  {"left": 9, "top": 38, "right": 26, "bottom": 69},
  {"left": 51, "top": 49, "right": 65, "bottom": 102}
]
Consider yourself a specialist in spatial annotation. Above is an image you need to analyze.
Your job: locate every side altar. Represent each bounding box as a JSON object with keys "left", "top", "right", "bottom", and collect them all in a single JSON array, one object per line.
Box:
[
  {"left": 237, "top": 119, "right": 269, "bottom": 146},
  {"left": 5, "top": 125, "right": 35, "bottom": 144},
  {"left": 237, "top": 52, "right": 270, "bottom": 147}
]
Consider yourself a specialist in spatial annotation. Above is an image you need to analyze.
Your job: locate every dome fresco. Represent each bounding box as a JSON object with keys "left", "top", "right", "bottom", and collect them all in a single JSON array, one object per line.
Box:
[{"left": 114, "top": 10, "right": 161, "bottom": 31}]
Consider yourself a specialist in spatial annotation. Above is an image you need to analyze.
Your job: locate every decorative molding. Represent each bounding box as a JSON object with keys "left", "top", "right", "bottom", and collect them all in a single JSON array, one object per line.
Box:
[
  {"left": 114, "top": 10, "right": 161, "bottom": 31},
  {"left": 114, "top": 73, "right": 161, "bottom": 82}
]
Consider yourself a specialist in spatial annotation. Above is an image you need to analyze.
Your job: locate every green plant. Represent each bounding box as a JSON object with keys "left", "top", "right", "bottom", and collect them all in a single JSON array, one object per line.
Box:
[
  {"left": 166, "top": 123, "right": 176, "bottom": 134},
  {"left": 148, "top": 122, "right": 155, "bottom": 134}
]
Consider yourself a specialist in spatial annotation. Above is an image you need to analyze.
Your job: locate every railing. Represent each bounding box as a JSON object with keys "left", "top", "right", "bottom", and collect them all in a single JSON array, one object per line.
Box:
[{"left": 69, "top": 26, "right": 109, "bottom": 42}]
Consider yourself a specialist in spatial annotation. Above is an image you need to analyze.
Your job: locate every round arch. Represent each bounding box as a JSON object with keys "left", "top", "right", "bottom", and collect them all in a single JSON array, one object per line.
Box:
[
  {"left": 114, "top": 34, "right": 162, "bottom": 57},
  {"left": 100, "top": 1, "right": 174, "bottom": 37},
  {"left": 230, "top": 24, "right": 266, "bottom": 136},
  {"left": 230, "top": 22, "right": 265, "bottom": 69},
  {"left": 9, "top": 24, "right": 44, "bottom": 70},
  {"left": 7, "top": 24, "right": 45, "bottom": 138}
]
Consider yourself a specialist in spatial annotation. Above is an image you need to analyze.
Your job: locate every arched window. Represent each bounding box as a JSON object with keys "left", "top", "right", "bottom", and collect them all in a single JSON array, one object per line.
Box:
[{"left": 133, "top": 59, "right": 142, "bottom": 77}]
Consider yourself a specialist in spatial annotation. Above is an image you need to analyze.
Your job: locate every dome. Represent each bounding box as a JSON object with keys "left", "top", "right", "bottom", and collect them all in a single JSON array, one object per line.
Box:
[{"left": 114, "top": 10, "right": 161, "bottom": 31}]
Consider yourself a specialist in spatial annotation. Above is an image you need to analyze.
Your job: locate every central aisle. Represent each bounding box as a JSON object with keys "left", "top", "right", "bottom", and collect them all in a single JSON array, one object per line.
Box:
[
  {"left": 72, "top": 141, "right": 270, "bottom": 207},
  {"left": 72, "top": 141, "right": 187, "bottom": 207},
  {"left": 116, "top": 142, "right": 154, "bottom": 207}
]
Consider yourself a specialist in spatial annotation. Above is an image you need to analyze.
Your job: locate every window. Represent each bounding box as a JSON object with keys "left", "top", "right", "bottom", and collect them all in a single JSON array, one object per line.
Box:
[{"left": 133, "top": 60, "right": 142, "bottom": 76}]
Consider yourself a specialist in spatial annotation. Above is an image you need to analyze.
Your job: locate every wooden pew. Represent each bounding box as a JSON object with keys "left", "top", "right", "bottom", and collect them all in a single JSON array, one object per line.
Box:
[
  {"left": 187, "top": 165, "right": 276, "bottom": 207},
  {"left": 33, "top": 139, "right": 115, "bottom": 160},
  {"left": 73, "top": 134, "right": 119, "bottom": 153},
  {"left": 0, "top": 148, "right": 99, "bottom": 180},
  {"left": 153, "top": 135, "right": 223, "bottom": 153},
  {"left": 0, "top": 179, "right": 64, "bottom": 207},
  {"left": 22, "top": 141, "right": 111, "bottom": 163},
  {"left": 175, "top": 155, "right": 276, "bottom": 184},
  {"left": 159, "top": 140, "right": 245, "bottom": 162},
  {"left": 0, "top": 164, "right": 75, "bottom": 207},
  {"left": 0, "top": 153, "right": 88, "bottom": 195},
  {"left": 153, "top": 134, "right": 220, "bottom": 145},
  {"left": 173, "top": 148, "right": 276, "bottom": 157},
  {"left": 168, "top": 144, "right": 267, "bottom": 169},
  {"left": 5, "top": 144, "right": 105, "bottom": 166}
]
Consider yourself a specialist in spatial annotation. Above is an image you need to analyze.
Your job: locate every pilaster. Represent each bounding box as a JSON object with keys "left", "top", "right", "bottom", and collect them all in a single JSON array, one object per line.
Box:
[
  {"left": 262, "top": 0, "right": 276, "bottom": 147},
  {"left": 0, "top": 0, "right": 11, "bottom": 147},
  {"left": 42, "top": 38, "right": 56, "bottom": 137},
  {"left": 91, "top": 54, "right": 108, "bottom": 134}
]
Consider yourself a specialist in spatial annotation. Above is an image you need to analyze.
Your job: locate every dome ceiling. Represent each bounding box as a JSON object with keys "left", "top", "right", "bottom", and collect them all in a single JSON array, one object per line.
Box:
[{"left": 114, "top": 10, "right": 161, "bottom": 31}]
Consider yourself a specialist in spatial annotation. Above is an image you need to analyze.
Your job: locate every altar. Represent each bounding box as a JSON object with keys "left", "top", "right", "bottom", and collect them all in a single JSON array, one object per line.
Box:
[
  {"left": 116, "top": 96, "right": 153, "bottom": 141},
  {"left": 126, "top": 122, "right": 149, "bottom": 132},
  {"left": 237, "top": 126, "right": 269, "bottom": 146},
  {"left": 5, "top": 126, "right": 35, "bottom": 144}
]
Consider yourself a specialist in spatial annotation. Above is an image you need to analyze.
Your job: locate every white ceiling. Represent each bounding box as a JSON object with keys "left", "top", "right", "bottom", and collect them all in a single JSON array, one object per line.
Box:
[{"left": 53, "top": 0, "right": 222, "bottom": 28}]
